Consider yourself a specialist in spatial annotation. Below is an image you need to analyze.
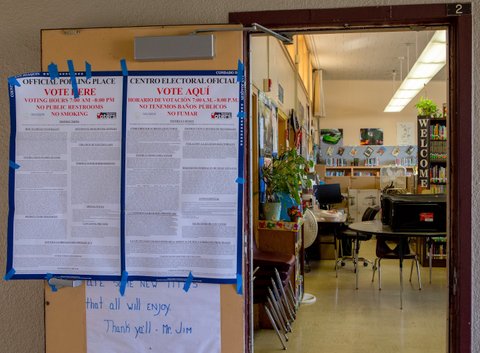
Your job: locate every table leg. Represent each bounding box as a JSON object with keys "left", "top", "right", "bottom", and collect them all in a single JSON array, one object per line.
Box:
[
  {"left": 399, "top": 237, "right": 404, "bottom": 310},
  {"left": 333, "top": 226, "right": 338, "bottom": 277},
  {"left": 429, "top": 237, "right": 433, "bottom": 284},
  {"left": 355, "top": 236, "right": 359, "bottom": 289}
]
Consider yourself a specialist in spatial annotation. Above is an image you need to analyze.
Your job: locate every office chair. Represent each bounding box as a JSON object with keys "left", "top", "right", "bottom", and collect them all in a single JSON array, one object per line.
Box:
[
  {"left": 337, "top": 206, "right": 380, "bottom": 288},
  {"left": 371, "top": 233, "right": 422, "bottom": 291}
]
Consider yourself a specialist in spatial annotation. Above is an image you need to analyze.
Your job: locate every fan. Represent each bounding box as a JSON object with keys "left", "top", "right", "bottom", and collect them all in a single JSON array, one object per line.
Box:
[
  {"left": 301, "top": 208, "right": 318, "bottom": 305},
  {"left": 303, "top": 208, "right": 318, "bottom": 249},
  {"left": 380, "top": 166, "right": 407, "bottom": 190}
]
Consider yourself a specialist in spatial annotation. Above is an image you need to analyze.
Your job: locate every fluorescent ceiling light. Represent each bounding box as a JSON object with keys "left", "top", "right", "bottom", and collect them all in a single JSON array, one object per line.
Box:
[{"left": 384, "top": 30, "right": 446, "bottom": 113}]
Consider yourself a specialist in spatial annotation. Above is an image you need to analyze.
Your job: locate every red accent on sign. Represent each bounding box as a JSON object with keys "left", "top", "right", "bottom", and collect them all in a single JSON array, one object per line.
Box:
[{"left": 420, "top": 212, "right": 434, "bottom": 222}]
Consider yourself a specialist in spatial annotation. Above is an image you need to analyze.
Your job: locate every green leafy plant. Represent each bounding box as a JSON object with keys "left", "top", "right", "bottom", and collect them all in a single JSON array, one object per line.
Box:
[
  {"left": 415, "top": 97, "right": 439, "bottom": 117},
  {"left": 261, "top": 148, "right": 313, "bottom": 204}
]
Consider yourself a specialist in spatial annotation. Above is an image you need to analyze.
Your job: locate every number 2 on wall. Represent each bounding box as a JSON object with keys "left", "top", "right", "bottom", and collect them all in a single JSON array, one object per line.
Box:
[{"left": 446, "top": 3, "right": 471, "bottom": 16}]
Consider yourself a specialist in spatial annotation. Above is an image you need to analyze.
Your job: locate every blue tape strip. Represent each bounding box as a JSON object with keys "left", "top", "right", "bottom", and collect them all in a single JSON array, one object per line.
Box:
[
  {"left": 8, "top": 77, "right": 21, "bottom": 87},
  {"left": 236, "top": 60, "right": 244, "bottom": 82},
  {"left": 48, "top": 63, "right": 59, "bottom": 80},
  {"left": 236, "top": 274, "right": 243, "bottom": 295},
  {"left": 67, "top": 60, "right": 79, "bottom": 98},
  {"left": 236, "top": 177, "right": 245, "bottom": 184},
  {"left": 119, "top": 271, "right": 128, "bottom": 296},
  {"left": 120, "top": 59, "right": 128, "bottom": 76},
  {"left": 85, "top": 61, "right": 92, "bottom": 79},
  {"left": 9, "top": 161, "right": 20, "bottom": 169},
  {"left": 183, "top": 271, "right": 194, "bottom": 292},
  {"left": 45, "top": 273, "right": 58, "bottom": 292},
  {"left": 4, "top": 268, "right": 15, "bottom": 280},
  {"left": 237, "top": 111, "right": 245, "bottom": 119}
]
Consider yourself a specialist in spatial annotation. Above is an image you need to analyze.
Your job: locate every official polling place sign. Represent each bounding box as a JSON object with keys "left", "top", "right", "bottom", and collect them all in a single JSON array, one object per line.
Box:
[
  {"left": 86, "top": 281, "right": 220, "bottom": 353},
  {"left": 7, "top": 70, "right": 244, "bottom": 284}
]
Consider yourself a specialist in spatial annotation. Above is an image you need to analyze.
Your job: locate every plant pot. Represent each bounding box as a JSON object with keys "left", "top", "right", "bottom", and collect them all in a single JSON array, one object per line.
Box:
[
  {"left": 277, "top": 192, "right": 300, "bottom": 221},
  {"left": 263, "top": 202, "right": 282, "bottom": 221}
]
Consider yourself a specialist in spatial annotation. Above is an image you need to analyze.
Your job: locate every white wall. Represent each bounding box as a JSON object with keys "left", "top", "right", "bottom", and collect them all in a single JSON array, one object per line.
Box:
[
  {"left": 321, "top": 80, "right": 447, "bottom": 145},
  {"left": 0, "top": 1, "right": 478, "bottom": 353}
]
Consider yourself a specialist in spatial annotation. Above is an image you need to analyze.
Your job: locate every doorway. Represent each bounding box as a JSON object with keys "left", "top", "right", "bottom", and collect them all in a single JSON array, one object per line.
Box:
[{"left": 230, "top": 5, "right": 472, "bottom": 353}]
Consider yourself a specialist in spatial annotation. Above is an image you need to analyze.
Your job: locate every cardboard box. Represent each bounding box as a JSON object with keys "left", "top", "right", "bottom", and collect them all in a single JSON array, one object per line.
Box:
[
  {"left": 350, "top": 176, "right": 376, "bottom": 189},
  {"left": 406, "top": 175, "right": 416, "bottom": 193},
  {"left": 324, "top": 176, "right": 350, "bottom": 193},
  {"left": 315, "top": 164, "right": 327, "bottom": 178},
  {"left": 348, "top": 188, "right": 381, "bottom": 222}
]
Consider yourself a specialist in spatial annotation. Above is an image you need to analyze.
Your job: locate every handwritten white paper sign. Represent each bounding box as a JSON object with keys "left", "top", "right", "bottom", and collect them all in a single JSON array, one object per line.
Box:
[{"left": 86, "top": 281, "right": 220, "bottom": 353}]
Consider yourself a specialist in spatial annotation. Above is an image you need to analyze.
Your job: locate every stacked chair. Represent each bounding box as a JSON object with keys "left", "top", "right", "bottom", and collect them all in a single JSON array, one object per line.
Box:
[{"left": 253, "top": 244, "right": 299, "bottom": 350}]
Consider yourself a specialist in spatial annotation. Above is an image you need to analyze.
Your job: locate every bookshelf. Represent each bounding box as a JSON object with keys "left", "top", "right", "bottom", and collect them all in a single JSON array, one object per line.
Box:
[
  {"left": 325, "top": 166, "right": 414, "bottom": 177},
  {"left": 416, "top": 115, "right": 447, "bottom": 267},
  {"left": 429, "top": 118, "right": 447, "bottom": 193}
]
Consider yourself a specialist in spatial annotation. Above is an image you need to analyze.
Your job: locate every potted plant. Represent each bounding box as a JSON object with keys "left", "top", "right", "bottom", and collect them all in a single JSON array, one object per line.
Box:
[
  {"left": 415, "top": 97, "right": 439, "bottom": 117},
  {"left": 261, "top": 148, "right": 313, "bottom": 221}
]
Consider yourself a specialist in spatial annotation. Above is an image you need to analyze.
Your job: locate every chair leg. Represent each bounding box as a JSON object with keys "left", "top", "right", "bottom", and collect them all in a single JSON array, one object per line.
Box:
[
  {"left": 268, "top": 290, "right": 289, "bottom": 335},
  {"left": 266, "top": 300, "right": 288, "bottom": 349},
  {"left": 415, "top": 256, "right": 422, "bottom": 290},
  {"left": 371, "top": 258, "right": 378, "bottom": 283},
  {"left": 274, "top": 269, "right": 296, "bottom": 317},
  {"left": 378, "top": 258, "right": 382, "bottom": 290},
  {"left": 271, "top": 277, "right": 295, "bottom": 322},
  {"left": 270, "top": 286, "right": 292, "bottom": 332},
  {"left": 265, "top": 305, "right": 287, "bottom": 349},
  {"left": 286, "top": 281, "right": 298, "bottom": 311},
  {"left": 409, "top": 258, "right": 414, "bottom": 282}
]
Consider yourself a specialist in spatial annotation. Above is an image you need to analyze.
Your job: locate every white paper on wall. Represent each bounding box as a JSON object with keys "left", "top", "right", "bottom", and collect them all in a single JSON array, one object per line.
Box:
[
  {"left": 86, "top": 280, "right": 220, "bottom": 353},
  {"left": 397, "top": 122, "right": 415, "bottom": 146}
]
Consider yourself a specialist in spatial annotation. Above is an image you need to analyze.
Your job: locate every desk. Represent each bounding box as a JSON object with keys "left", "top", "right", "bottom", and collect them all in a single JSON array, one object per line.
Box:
[
  {"left": 311, "top": 209, "right": 347, "bottom": 277},
  {"left": 348, "top": 220, "right": 446, "bottom": 308},
  {"left": 257, "top": 219, "right": 304, "bottom": 302}
]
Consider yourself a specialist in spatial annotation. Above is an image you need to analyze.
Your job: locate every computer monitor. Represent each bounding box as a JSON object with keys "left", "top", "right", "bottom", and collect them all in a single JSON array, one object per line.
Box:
[{"left": 314, "top": 183, "right": 343, "bottom": 209}]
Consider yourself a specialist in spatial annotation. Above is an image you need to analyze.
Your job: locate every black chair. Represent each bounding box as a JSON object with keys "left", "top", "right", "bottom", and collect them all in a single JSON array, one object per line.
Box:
[
  {"left": 337, "top": 206, "right": 380, "bottom": 288},
  {"left": 371, "top": 230, "right": 422, "bottom": 291}
]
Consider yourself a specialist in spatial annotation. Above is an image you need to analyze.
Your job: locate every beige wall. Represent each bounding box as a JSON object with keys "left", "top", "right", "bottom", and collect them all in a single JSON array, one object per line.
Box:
[
  {"left": 251, "top": 36, "right": 298, "bottom": 114},
  {"left": 322, "top": 80, "right": 447, "bottom": 145},
  {"left": 0, "top": 1, "right": 479, "bottom": 353}
]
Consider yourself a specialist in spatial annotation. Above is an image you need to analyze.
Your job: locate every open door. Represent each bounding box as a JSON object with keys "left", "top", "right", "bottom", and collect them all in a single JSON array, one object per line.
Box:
[{"left": 42, "top": 24, "right": 246, "bottom": 353}]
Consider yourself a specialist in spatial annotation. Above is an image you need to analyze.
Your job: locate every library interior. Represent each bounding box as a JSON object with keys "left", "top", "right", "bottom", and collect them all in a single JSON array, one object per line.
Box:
[{"left": 251, "top": 28, "right": 449, "bottom": 353}]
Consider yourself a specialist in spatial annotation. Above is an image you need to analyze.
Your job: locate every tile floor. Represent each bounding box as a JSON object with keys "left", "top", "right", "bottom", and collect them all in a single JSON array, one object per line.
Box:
[{"left": 254, "top": 241, "right": 448, "bottom": 353}]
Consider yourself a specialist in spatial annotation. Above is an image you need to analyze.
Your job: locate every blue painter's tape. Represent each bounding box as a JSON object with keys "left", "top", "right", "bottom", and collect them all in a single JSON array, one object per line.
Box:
[
  {"left": 236, "top": 177, "right": 245, "bottom": 184},
  {"left": 45, "top": 273, "right": 58, "bottom": 292},
  {"left": 183, "top": 271, "right": 194, "bottom": 292},
  {"left": 236, "top": 274, "right": 243, "bottom": 295},
  {"left": 67, "top": 60, "right": 79, "bottom": 98},
  {"left": 8, "top": 77, "right": 21, "bottom": 87},
  {"left": 119, "top": 271, "right": 128, "bottom": 296},
  {"left": 237, "top": 111, "right": 245, "bottom": 119},
  {"left": 48, "top": 63, "right": 59, "bottom": 80},
  {"left": 85, "top": 61, "right": 92, "bottom": 79},
  {"left": 236, "top": 60, "right": 244, "bottom": 82},
  {"left": 4, "top": 268, "right": 15, "bottom": 280},
  {"left": 9, "top": 161, "right": 20, "bottom": 169},
  {"left": 120, "top": 59, "right": 128, "bottom": 76}
]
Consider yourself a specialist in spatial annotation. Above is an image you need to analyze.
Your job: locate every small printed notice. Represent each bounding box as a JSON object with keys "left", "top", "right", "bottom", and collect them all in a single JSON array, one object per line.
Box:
[{"left": 86, "top": 280, "right": 220, "bottom": 353}]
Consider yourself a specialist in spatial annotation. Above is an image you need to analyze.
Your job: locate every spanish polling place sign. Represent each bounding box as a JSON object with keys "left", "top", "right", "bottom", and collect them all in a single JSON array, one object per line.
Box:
[{"left": 6, "top": 70, "right": 244, "bottom": 287}]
